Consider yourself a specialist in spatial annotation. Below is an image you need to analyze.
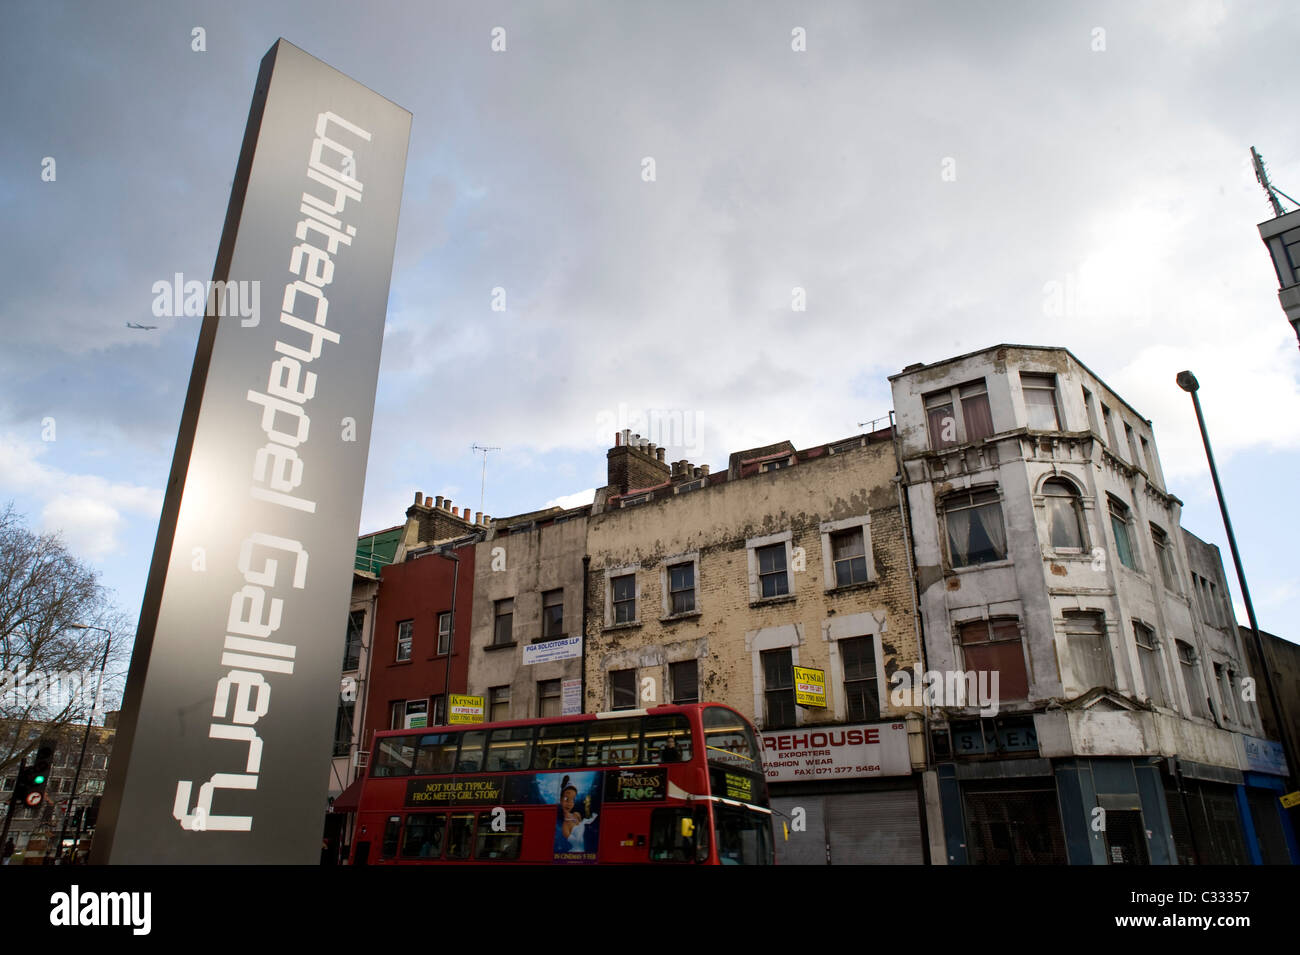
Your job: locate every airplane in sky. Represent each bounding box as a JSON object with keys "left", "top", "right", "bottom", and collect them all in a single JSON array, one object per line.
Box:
[{"left": 125, "top": 322, "right": 157, "bottom": 330}]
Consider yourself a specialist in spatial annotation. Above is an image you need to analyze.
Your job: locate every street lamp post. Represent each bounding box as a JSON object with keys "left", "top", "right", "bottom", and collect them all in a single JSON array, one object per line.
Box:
[
  {"left": 56, "top": 624, "right": 112, "bottom": 864},
  {"left": 1175, "top": 371, "right": 1298, "bottom": 792}
]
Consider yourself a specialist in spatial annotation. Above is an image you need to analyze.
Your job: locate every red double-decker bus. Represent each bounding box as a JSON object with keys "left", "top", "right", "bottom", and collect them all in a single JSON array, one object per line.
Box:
[{"left": 349, "top": 703, "right": 774, "bottom": 865}]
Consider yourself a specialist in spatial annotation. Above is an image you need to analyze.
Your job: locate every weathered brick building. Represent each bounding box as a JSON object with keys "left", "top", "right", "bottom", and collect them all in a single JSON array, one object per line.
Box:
[
  {"left": 465, "top": 504, "right": 590, "bottom": 721},
  {"left": 583, "top": 426, "right": 928, "bottom": 863}
]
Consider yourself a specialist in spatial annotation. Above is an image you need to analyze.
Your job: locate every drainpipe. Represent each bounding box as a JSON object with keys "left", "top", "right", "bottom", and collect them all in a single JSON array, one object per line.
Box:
[
  {"left": 892, "top": 412, "right": 935, "bottom": 865},
  {"left": 581, "top": 554, "right": 591, "bottom": 713}
]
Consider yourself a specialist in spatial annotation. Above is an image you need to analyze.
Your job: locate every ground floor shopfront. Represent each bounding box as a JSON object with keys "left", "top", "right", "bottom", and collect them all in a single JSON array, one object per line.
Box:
[
  {"left": 770, "top": 777, "right": 927, "bottom": 864},
  {"left": 932, "top": 754, "right": 1296, "bottom": 865},
  {"left": 761, "top": 718, "right": 927, "bottom": 864}
]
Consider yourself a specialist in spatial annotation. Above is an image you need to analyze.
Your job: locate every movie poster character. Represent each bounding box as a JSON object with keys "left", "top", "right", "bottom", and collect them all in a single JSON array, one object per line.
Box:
[{"left": 532, "top": 771, "right": 601, "bottom": 863}]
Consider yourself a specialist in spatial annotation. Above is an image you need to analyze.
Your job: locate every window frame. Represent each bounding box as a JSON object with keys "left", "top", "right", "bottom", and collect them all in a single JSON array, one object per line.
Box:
[
  {"left": 538, "top": 679, "right": 562, "bottom": 718},
  {"left": 838, "top": 635, "right": 879, "bottom": 722},
  {"left": 667, "top": 562, "right": 696, "bottom": 615},
  {"left": 610, "top": 668, "right": 638, "bottom": 711},
  {"left": 1062, "top": 610, "right": 1115, "bottom": 692},
  {"left": 1175, "top": 639, "right": 1211, "bottom": 720},
  {"left": 612, "top": 574, "right": 637, "bottom": 624},
  {"left": 942, "top": 487, "right": 1009, "bottom": 569},
  {"left": 333, "top": 698, "right": 354, "bottom": 757},
  {"left": 1107, "top": 495, "right": 1140, "bottom": 572},
  {"left": 488, "top": 685, "right": 511, "bottom": 723},
  {"left": 669, "top": 659, "right": 699, "bottom": 704},
  {"left": 761, "top": 648, "right": 796, "bottom": 729},
  {"left": 1132, "top": 621, "right": 1167, "bottom": 708},
  {"left": 344, "top": 609, "right": 364, "bottom": 672},
  {"left": 756, "top": 544, "right": 789, "bottom": 599},
  {"left": 1021, "top": 372, "right": 1061, "bottom": 431},
  {"left": 437, "top": 611, "right": 452, "bottom": 656},
  {"left": 956, "top": 617, "right": 1029, "bottom": 702},
  {"left": 493, "top": 598, "right": 514, "bottom": 646},
  {"left": 1150, "top": 524, "right": 1178, "bottom": 592},
  {"left": 396, "top": 619, "right": 414, "bottom": 662},
  {"left": 1040, "top": 478, "right": 1086, "bottom": 553},
  {"left": 924, "top": 378, "right": 994, "bottom": 450},
  {"left": 542, "top": 589, "right": 565, "bottom": 639}
]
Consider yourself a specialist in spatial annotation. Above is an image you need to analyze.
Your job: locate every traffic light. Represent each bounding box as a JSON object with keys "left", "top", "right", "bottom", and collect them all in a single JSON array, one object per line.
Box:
[
  {"left": 28, "top": 743, "right": 54, "bottom": 803},
  {"left": 11, "top": 742, "right": 55, "bottom": 809}
]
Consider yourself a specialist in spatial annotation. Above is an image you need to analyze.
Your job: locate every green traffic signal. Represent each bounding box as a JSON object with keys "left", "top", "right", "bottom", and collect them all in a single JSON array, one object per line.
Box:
[{"left": 33, "top": 774, "right": 45, "bottom": 785}]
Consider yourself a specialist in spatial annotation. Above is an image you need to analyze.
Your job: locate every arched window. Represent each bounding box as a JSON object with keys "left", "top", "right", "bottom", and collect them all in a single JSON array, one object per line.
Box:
[{"left": 1042, "top": 479, "right": 1084, "bottom": 550}]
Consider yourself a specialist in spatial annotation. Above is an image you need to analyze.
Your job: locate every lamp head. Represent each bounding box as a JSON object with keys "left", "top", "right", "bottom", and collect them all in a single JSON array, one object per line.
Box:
[{"left": 1176, "top": 370, "right": 1199, "bottom": 393}]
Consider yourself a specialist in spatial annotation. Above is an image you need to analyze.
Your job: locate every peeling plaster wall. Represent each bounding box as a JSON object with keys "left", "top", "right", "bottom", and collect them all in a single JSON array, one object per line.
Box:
[
  {"left": 890, "top": 345, "right": 1251, "bottom": 771},
  {"left": 583, "top": 436, "right": 922, "bottom": 730}
]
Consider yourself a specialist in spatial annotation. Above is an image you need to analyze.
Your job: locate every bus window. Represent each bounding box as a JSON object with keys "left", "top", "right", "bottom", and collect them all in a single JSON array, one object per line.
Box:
[
  {"left": 485, "top": 727, "right": 534, "bottom": 772},
  {"left": 414, "top": 734, "right": 459, "bottom": 775},
  {"left": 372, "top": 736, "right": 418, "bottom": 777},
  {"left": 644, "top": 714, "right": 693, "bottom": 763},
  {"left": 401, "top": 813, "right": 446, "bottom": 859},
  {"left": 536, "top": 724, "right": 586, "bottom": 768},
  {"left": 585, "top": 718, "right": 642, "bottom": 766},
  {"left": 649, "top": 807, "right": 710, "bottom": 863},
  {"left": 456, "top": 731, "right": 487, "bottom": 772},
  {"left": 702, "top": 706, "right": 761, "bottom": 771},
  {"left": 715, "top": 806, "right": 774, "bottom": 865},
  {"left": 445, "top": 813, "right": 476, "bottom": 860},
  {"left": 474, "top": 811, "right": 524, "bottom": 860},
  {"left": 380, "top": 815, "right": 402, "bottom": 859}
]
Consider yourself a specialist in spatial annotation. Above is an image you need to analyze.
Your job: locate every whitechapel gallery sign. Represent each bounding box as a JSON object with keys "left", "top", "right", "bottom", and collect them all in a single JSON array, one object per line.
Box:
[
  {"left": 760, "top": 722, "right": 911, "bottom": 783},
  {"left": 93, "top": 40, "right": 411, "bottom": 864}
]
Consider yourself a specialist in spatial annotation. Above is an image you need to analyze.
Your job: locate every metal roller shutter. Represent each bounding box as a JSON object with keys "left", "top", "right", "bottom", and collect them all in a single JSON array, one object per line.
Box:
[
  {"left": 772, "top": 796, "right": 828, "bottom": 865},
  {"left": 827, "top": 791, "right": 923, "bottom": 864},
  {"left": 771, "top": 791, "right": 924, "bottom": 864}
]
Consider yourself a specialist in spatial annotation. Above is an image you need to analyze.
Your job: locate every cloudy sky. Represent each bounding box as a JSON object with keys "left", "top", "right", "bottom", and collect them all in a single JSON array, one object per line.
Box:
[{"left": 2, "top": 0, "right": 1297, "bottom": 652}]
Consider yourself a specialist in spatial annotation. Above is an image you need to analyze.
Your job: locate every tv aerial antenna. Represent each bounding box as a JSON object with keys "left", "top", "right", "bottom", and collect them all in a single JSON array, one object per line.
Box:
[
  {"left": 471, "top": 444, "right": 501, "bottom": 516},
  {"left": 1251, "top": 146, "right": 1298, "bottom": 217}
]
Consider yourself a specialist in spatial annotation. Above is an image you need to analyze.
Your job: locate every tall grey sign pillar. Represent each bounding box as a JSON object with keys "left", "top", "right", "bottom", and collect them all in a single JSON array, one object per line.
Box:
[{"left": 93, "top": 39, "right": 411, "bottom": 863}]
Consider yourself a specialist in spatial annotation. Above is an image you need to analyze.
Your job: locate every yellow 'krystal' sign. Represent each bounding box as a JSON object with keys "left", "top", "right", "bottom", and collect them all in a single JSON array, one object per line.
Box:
[
  {"left": 449, "top": 694, "right": 485, "bottom": 724},
  {"left": 794, "top": 666, "right": 826, "bottom": 707},
  {"left": 1281, "top": 790, "right": 1300, "bottom": 809}
]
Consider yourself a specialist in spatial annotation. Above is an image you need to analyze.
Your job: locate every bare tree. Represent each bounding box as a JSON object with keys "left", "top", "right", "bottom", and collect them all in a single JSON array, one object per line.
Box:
[{"left": 0, "top": 503, "right": 130, "bottom": 777}]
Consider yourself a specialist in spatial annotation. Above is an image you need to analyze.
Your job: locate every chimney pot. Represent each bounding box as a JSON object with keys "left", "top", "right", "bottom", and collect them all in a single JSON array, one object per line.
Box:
[
  {"left": 693, "top": 467, "right": 701, "bottom": 478},
  {"left": 614, "top": 431, "right": 622, "bottom": 447},
  {"left": 700, "top": 465, "right": 710, "bottom": 476},
  {"left": 656, "top": 447, "right": 665, "bottom": 462},
  {"left": 435, "top": 495, "right": 444, "bottom": 509},
  {"left": 444, "top": 499, "right": 452, "bottom": 512},
  {"left": 475, "top": 511, "right": 483, "bottom": 525},
  {"left": 621, "top": 428, "right": 631, "bottom": 446},
  {"left": 424, "top": 495, "right": 433, "bottom": 507},
  {"left": 414, "top": 491, "right": 423, "bottom": 505}
]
